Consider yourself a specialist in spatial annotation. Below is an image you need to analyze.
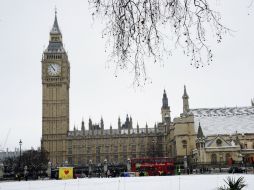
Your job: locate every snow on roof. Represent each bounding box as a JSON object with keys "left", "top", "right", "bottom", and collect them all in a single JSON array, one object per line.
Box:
[{"left": 189, "top": 106, "right": 254, "bottom": 135}]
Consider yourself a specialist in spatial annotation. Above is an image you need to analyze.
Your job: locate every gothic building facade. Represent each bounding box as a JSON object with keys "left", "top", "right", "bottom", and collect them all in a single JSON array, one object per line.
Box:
[{"left": 41, "top": 13, "right": 254, "bottom": 167}]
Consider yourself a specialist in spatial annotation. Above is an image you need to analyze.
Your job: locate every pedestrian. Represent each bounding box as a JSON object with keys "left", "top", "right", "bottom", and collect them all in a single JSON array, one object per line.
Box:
[{"left": 107, "top": 169, "right": 111, "bottom": 177}]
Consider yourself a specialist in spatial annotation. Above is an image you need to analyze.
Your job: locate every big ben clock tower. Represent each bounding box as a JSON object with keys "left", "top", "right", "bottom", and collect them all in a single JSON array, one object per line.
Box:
[{"left": 41, "top": 11, "right": 70, "bottom": 166}]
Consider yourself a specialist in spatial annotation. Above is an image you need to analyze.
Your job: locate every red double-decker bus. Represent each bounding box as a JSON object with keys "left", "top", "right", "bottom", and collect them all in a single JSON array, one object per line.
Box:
[{"left": 131, "top": 157, "right": 174, "bottom": 176}]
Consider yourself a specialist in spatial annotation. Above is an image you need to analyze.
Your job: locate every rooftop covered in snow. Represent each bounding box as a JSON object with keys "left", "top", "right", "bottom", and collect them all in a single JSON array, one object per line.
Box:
[{"left": 189, "top": 106, "right": 254, "bottom": 136}]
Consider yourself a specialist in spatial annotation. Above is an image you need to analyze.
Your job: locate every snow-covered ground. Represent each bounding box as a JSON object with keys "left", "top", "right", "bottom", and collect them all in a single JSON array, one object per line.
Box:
[{"left": 1, "top": 174, "right": 254, "bottom": 190}]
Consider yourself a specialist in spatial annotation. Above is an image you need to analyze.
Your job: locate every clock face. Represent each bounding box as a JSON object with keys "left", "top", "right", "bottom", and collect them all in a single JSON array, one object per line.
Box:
[{"left": 48, "top": 63, "right": 61, "bottom": 76}]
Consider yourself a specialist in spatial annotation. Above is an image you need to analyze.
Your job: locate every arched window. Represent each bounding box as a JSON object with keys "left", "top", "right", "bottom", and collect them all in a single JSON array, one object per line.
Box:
[
  {"left": 211, "top": 154, "right": 217, "bottom": 164},
  {"left": 182, "top": 140, "right": 187, "bottom": 148}
]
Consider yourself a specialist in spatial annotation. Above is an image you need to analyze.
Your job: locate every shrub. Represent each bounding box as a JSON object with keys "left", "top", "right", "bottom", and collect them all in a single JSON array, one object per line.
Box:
[{"left": 218, "top": 176, "right": 247, "bottom": 190}]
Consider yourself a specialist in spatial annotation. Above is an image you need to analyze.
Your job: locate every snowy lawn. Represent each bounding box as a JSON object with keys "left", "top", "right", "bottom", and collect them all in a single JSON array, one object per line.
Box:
[{"left": 1, "top": 174, "right": 254, "bottom": 190}]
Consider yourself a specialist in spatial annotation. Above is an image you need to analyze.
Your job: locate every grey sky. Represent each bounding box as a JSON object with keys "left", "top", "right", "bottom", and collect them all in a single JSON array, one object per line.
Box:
[{"left": 0, "top": 0, "right": 254, "bottom": 151}]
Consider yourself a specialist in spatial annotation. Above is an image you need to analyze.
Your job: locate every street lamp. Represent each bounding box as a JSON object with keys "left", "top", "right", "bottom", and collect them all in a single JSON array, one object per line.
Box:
[
  {"left": 127, "top": 158, "right": 131, "bottom": 172},
  {"left": 0, "top": 163, "right": 4, "bottom": 179},
  {"left": 89, "top": 159, "right": 92, "bottom": 177},
  {"left": 19, "top": 139, "right": 22, "bottom": 181},
  {"left": 47, "top": 161, "right": 52, "bottom": 178}
]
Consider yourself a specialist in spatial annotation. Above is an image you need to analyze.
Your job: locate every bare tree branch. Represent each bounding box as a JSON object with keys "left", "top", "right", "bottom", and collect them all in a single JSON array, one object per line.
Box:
[{"left": 89, "top": 0, "right": 230, "bottom": 86}]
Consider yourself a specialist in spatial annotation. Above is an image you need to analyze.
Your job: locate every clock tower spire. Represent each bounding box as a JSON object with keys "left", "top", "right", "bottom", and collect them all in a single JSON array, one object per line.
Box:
[{"left": 41, "top": 11, "right": 70, "bottom": 166}]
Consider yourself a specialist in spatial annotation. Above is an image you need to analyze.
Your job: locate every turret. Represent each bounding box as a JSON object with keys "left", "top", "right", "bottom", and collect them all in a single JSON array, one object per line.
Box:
[
  {"left": 196, "top": 122, "right": 205, "bottom": 149},
  {"left": 81, "top": 119, "right": 85, "bottom": 134},
  {"left": 74, "top": 125, "right": 77, "bottom": 136},
  {"left": 100, "top": 117, "right": 104, "bottom": 135},
  {"left": 146, "top": 123, "right": 148, "bottom": 134},
  {"left": 89, "top": 118, "right": 92, "bottom": 130},
  {"left": 182, "top": 85, "right": 190, "bottom": 115},
  {"left": 161, "top": 90, "right": 171, "bottom": 123},
  {"left": 100, "top": 117, "right": 104, "bottom": 130},
  {"left": 110, "top": 125, "right": 112, "bottom": 135},
  {"left": 162, "top": 89, "right": 169, "bottom": 109},
  {"left": 130, "top": 116, "right": 133, "bottom": 129},
  {"left": 197, "top": 122, "right": 204, "bottom": 139},
  {"left": 126, "top": 114, "right": 130, "bottom": 124},
  {"left": 118, "top": 117, "right": 121, "bottom": 130}
]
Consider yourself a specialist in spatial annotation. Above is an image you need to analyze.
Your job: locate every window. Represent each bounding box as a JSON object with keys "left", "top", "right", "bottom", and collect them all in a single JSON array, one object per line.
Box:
[
  {"left": 114, "top": 155, "right": 118, "bottom": 162},
  {"left": 123, "top": 145, "right": 127, "bottom": 152},
  {"left": 211, "top": 154, "right": 217, "bottom": 164},
  {"left": 67, "top": 157, "right": 72, "bottom": 165},
  {"left": 96, "top": 146, "right": 101, "bottom": 154},
  {"left": 67, "top": 148, "right": 72, "bottom": 155},
  {"left": 87, "top": 147, "right": 92, "bottom": 154},
  {"left": 140, "top": 144, "right": 145, "bottom": 152},
  {"left": 123, "top": 154, "right": 127, "bottom": 162},
  {"left": 105, "top": 146, "right": 110, "bottom": 153},
  {"left": 131, "top": 145, "right": 136, "bottom": 153},
  {"left": 68, "top": 141, "right": 72, "bottom": 148},
  {"left": 216, "top": 139, "right": 222, "bottom": 147},
  {"left": 114, "top": 146, "right": 118, "bottom": 153},
  {"left": 96, "top": 146, "right": 101, "bottom": 163},
  {"left": 182, "top": 140, "right": 187, "bottom": 149}
]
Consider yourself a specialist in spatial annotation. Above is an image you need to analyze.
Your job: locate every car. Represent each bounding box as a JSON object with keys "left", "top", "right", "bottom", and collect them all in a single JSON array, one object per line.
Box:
[
  {"left": 228, "top": 167, "right": 246, "bottom": 173},
  {"left": 120, "top": 172, "right": 136, "bottom": 177}
]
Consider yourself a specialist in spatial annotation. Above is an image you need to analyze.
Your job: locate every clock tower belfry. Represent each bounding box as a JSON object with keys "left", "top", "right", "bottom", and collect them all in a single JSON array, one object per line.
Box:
[{"left": 41, "top": 11, "right": 70, "bottom": 166}]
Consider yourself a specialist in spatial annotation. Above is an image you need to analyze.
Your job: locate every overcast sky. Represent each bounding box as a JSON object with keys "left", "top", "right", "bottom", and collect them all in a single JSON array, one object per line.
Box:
[{"left": 0, "top": 0, "right": 254, "bottom": 151}]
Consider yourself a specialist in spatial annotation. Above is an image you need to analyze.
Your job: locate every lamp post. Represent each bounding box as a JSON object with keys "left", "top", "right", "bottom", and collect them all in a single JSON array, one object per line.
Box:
[
  {"left": 103, "top": 159, "right": 108, "bottom": 177},
  {"left": 47, "top": 161, "right": 52, "bottom": 178},
  {"left": 19, "top": 139, "right": 22, "bottom": 181},
  {"left": 24, "top": 165, "right": 28, "bottom": 181},
  {"left": 127, "top": 158, "right": 131, "bottom": 172},
  {"left": 89, "top": 160, "right": 92, "bottom": 177},
  {"left": 0, "top": 163, "right": 4, "bottom": 179}
]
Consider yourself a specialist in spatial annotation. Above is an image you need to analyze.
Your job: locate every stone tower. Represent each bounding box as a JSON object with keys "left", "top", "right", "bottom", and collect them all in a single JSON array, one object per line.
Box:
[
  {"left": 161, "top": 89, "right": 171, "bottom": 123},
  {"left": 182, "top": 85, "right": 189, "bottom": 115},
  {"left": 196, "top": 122, "right": 206, "bottom": 162},
  {"left": 41, "top": 11, "right": 70, "bottom": 166}
]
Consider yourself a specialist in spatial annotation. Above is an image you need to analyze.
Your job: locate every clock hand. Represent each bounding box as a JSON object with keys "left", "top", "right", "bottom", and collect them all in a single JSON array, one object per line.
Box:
[{"left": 50, "top": 64, "right": 55, "bottom": 71}]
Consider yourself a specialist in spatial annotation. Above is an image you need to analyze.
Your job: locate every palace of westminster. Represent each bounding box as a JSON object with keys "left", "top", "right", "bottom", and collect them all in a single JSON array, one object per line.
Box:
[{"left": 41, "top": 13, "right": 254, "bottom": 167}]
